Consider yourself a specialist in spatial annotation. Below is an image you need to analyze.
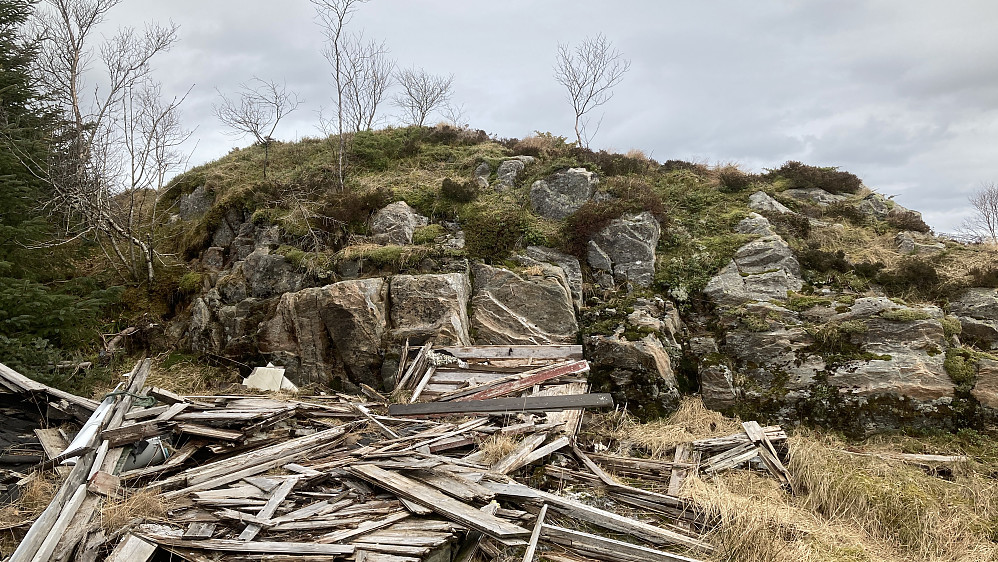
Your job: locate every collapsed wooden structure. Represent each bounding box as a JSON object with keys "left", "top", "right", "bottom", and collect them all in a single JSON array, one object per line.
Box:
[{"left": 0, "top": 345, "right": 794, "bottom": 562}]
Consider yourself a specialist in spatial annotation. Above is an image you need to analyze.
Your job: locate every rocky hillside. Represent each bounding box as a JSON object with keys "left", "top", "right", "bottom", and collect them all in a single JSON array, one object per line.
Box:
[{"left": 159, "top": 126, "right": 998, "bottom": 436}]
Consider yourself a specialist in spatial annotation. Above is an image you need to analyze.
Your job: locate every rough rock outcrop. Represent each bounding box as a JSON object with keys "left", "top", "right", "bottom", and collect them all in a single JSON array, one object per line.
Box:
[
  {"left": 470, "top": 264, "right": 578, "bottom": 345},
  {"left": 389, "top": 273, "right": 471, "bottom": 346},
  {"left": 974, "top": 358, "right": 998, "bottom": 410},
  {"left": 258, "top": 278, "right": 388, "bottom": 389},
  {"left": 703, "top": 233, "right": 802, "bottom": 305},
  {"left": 179, "top": 185, "right": 212, "bottom": 220},
  {"left": 782, "top": 187, "right": 849, "bottom": 206},
  {"left": 949, "top": 288, "right": 998, "bottom": 349},
  {"left": 494, "top": 156, "right": 534, "bottom": 190},
  {"left": 858, "top": 192, "right": 891, "bottom": 219},
  {"left": 587, "top": 212, "right": 660, "bottom": 287},
  {"left": 474, "top": 162, "right": 491, "bottom": 188},
  {"left": 587, "top": 334, "right": 681, "bottom": 418},
  {"left": 530, "top": 168, "right": 597, "bottom": 219},
  {"left": 748, "top": 191, "right": 793, "bottom": 215},
  {"left": 520, "top": 246, "right": 583, "bottom": 311},
  {"left": 371, "top": 201, "right": 429, "bottom": 245},
  {"left": 243, "top": 249, "right": 305, "bottom": 299}
]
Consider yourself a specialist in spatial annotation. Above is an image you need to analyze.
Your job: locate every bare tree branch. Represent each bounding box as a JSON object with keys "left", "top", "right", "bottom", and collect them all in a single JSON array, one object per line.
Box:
[
  {"left": 340, "top": 32, "right": 394, "bottom": 132},
  {"left": 393, "top": 68, "right": 453, "bottom": 127},
  {"left": 213, "top": 78, "right": 301, "bottom": 179},
  {"left": 964, "top": 182, "right": 998, "bottom": 245},
  {"left": 554, "top": 33, "right": 630, "bottom": 147},
  {"left": 311, "top": 0, "right": 369, "bottom": 191},
  {"left": 28, "top": 0, "right": 189, "bottom": 284}
]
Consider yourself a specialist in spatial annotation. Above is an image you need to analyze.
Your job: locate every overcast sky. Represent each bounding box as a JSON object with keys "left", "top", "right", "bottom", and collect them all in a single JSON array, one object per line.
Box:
[{"left": 96, "top": 0, "right": 998, "bottom": 233}]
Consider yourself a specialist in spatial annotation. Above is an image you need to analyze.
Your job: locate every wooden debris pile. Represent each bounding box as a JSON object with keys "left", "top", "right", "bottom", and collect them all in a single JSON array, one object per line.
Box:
[{"left": 3, "top": 345, "right": 795, "bottom": 562}]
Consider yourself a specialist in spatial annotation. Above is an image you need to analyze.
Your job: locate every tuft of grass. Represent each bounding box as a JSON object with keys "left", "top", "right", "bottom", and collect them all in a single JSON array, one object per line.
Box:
[
  {"left": 785, "top": 292, "right": 833, "bottom": 312},
  {"left": 479, "top": 433, "right": 519, "bottom": 465},
  {"left": 412, "top": 223, "right": 446, "bottom": 245},
  {"left": 99, "top": 488, "right": 170, "bottom": 533},
  {"left": 878, "top": 308, "right": 931, "bottom": 322},
  {"left": 941, "top": 316, "right": 962, "bottom": 339},
  {"left": 335, "top": 243, "right": 434, "bottom": 270}
]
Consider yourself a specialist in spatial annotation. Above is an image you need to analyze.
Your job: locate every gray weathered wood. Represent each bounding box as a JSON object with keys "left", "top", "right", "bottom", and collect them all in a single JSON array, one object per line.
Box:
[
  {"left": 542, "top": 523, "right": 704, "bottom": 562},
  {"left": 350, "top": 464, "right": 530, "bottom": 544},
  {"left": 238, "top": 477, "right": 299, "bottom": 541},
  {"left": 522, "top": 503, "right": 547, "bottom": 562},
  {"left": 105, "top": 533, "right": 157, "bottom": 562},
  {"left": 389, "top": 393, "right": 613, "bottom": 417}
]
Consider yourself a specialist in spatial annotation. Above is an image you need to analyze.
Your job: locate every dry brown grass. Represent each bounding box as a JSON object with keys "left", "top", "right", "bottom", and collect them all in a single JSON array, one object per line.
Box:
[
  {"left": 147, "top": 353, "right": 238, "bottom": 395},
  {"left": 0, "top": 474, "right": 58, "bottom": 528},
  {"left": 98, "top": 488, "right": 171, "bottom": 533},
  {"left": 686, "top": 429, "right": 998, "bottom": 562},
  {"left": 588, "top": 398, "right": 743, "bottom": 458},
  {"left": 809, "top": 223, "right": 901, "bottom": 270},
  {"left": 479, "top": 433, "right": 519, "bottom": 465}
]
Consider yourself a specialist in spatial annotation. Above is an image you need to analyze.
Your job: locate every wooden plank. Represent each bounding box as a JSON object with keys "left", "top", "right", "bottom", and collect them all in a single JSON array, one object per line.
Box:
[
  {"left": 388, "top": 393, "right": 613, "bottom": 417},
  {"left": 408, "top": 365, "right": 437, "bottom": 403},
  {"left": 106, "top": 533, "right": 157, "bottom": 562},
  {"left": 522, "top": 504, "right": 547, "bottom": 562},
  {"left": 499, "top": 436, "right": 570, "bottom": 475},
  {"left": 238, "top": 476, "right": 299, "bottom": 541},
  {"left": 87, "top": 471, "right": 121, "bottom": 497},
  {"left": 176, "top": 423, "right": 244, "bottom": 441},
  {"left": 572, "top": 445, "right": 617, "bottom": 487},
  {"left": 155, "top": 402, "right": 190, "bottom": 421},
  {"left": 459, "top": 361, "right": 589, "bottom": 401},
  {"left": 742, "top": 421, "right": 792, "bottom": 490},
  {"left": 349, "top": 464, "right": 530, "bottom": 544},
  {"left": 483, "top": 481, "right": 711, "bottom": 552},
  {"left": 668, "top": 443, "right": 692, "bottom": 497},
  {"left": 394, "top": 342, "right": 432, "bottom": 395},
  {"left": 492, "top": 433, "right": 549, "bottom": 475},
  {"left": 453, "top": 503, "right": 498, "bottom": 562},
  {"left": 435, "top": 345, "right": 583, "bottom": 360},
  {"left": 124, "top": 405, "right": 169, "bottom": 421},
  {"left": 183, "top": 523, "right": 216, "bottom": 540},
  {"left": 542, "top": 523, "right": 705, "bottom": 562},
  {"left": 317, "top": 511, "right": 409, "bottom": 543},
  {"left": 34, "top": 429, "right": 70, "bottom": 460},
  {"left": 29, "top": 484, "right": 88, "bottom": 562},
  {"left": 141, "top": 536, "right": 355, "bottom": 555},
  {"left": 0, "top": 362, "right": 100, "bottom": 411},
  {"left": 100, "top": 420, "right": 174, "bottom": 448}
]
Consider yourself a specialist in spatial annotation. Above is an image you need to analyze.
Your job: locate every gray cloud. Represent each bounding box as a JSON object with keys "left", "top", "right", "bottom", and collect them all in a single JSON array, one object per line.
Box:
[{"left": 93, "top": 0, "right": 998, "bottom": 233}]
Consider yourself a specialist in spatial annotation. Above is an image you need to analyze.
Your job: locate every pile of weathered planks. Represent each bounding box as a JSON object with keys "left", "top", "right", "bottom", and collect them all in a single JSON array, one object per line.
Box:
[{"left": 3, "top": 345, "right": 794, "bottom": 562}]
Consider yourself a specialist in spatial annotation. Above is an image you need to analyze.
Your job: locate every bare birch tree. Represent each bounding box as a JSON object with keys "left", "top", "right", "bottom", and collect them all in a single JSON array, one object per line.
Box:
[
  {"left": 554, "top": 34, "right": 630, "bottom": 148},
  {"left": 965, "top": 183, "right": 998, "bottom": 244},
  {"left": 340, "top": 33, "right": 394, "bottom": 132},
  {"left": 18, "top": 0, "right": 189, "bottom": 284},
  {"left": 311, "top": 0, "right": 368, "bottom": 191},
  {"left": 394, "top": 68, "right": 453, "bottom": 127},
  {"left": 213, "top": 78, "right": 301, "bottom": 180}
]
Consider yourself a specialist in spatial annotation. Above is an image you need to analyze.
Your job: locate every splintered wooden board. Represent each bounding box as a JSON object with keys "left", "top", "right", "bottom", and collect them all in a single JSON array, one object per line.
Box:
[
  {"left": 349, "top": 464, "right": 529, "bottom": 545},
  {"left": 388, "top": 393, "right": 612, "bottom": 417}
]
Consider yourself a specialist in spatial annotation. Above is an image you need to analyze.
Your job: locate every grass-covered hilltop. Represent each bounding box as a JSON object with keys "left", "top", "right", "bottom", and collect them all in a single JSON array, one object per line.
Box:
[{"left": 5, "top": 124, "right": 998, "bottom": 560}]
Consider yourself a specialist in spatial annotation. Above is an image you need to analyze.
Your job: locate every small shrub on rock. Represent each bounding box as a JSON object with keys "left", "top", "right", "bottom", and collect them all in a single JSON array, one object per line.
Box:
[
  {"left": 440, "top": 177, "right": 478, "bottom": 203},
  {"left": 716, "top": 165, "right": 753, "bottom": 193},
  {"left": 887, "top": 208, "right": 931, "bottom": 233},
  {"left": 969, "top": 265, "right": 998, "bottom": 288},
  {"left": 765, "top": 161, "right": 863, "bottom": 195},
  {"left": 799, "top": 246, "right": 851, "bottom": 273},
  {"left": 876, "top": 257, "right": 941, "bottom": 298},
  {"left": 767, "top": 212, "right": 812, "bottom": 239}
]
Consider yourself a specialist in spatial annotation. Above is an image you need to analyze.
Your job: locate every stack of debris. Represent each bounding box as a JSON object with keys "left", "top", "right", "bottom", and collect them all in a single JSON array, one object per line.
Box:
[{"left": 3, "top": 345, "right": 794, "bottom": 562}]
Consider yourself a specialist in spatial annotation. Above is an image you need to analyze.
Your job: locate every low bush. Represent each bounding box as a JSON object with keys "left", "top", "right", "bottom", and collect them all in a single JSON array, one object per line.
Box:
[
  {"left": 462, "top": 200, "right": 533, "bottom": 261},
  {"left": 766, "top": 212, "right": 811, "bottom": 239},
  {"left": 440, "top": 177, "right": 478, "bottom": 203},
  {"left": 887, "top": 208, "right": 931, "bottom": 233},
  {"left": 798, "top": 247, "right": 851, "bottom": 273},
  {"left": 969, "top": 265, "right": 998, "bottom": 287},
  {"left": 876, "top": 257, "right": 940, "bottom": 298},
  {"left": 716, "top": 165, "right": 754, "bottom": 193},
  {"left": 765, "top": 161, "right": 863, "bottom": 195},
  {"left": 511, "top": 132, "right": 572, "bottom": 159}
]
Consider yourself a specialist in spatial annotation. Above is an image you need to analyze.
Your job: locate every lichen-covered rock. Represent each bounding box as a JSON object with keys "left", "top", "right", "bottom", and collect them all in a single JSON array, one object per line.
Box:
[
  {"left": 828, "top": 353, "right": 954, "bottom": 401},
  {"left": 703, "top": 234, "right": 802, "bottom": 305},
  {"left": 474, "top": 162, "right": 491, "bottom": 188},
  {"left": 389, "top": 273, "right": 471, "bottom": 345},
  {"left": 243, "top": 249, "right": 305, "bottom": 299},
  {"left": 748, "top": 191, "right": 793, "bottom": 215},
  {"left": 470, "top": 264, "right": 578, "bottom": 345},
  {"left": 530, "top": 168, "right": 597, "bottom": 219},
  {"left": 211, "top": 207, "right": 244, "bottom": 249},
  {"left": 258, "top": 278, "right": 388, "bottom": 389},
  {"left": 949, "top": 288, "right": 998, "bottom": 349},
  {"left": 587, "top": 212, "right": 660, "bottom": 287},
  {"left": 188, "top": 294, "right": 223, "bottom": 354},
  {"left": 974, "top": 358, "right": 998, "bottom": 410},
  {"left": 736, "top": 212, "right": 776, "bottom": 236},
  {"left": 216, "top": 298, "right": 272, "bottom": 358},
  {"left": 857, "top": 192, "right": 891, "bottom": 219},
  {"left": 494, "top": 157, "right": 534, "bottom": 190},
  {"left": 371, "top": 201, "right": 429, "bottom": 245},
  {"left": 782, "top": 187, "right": 849, "bottom": 206},
  {"left": 587, "top": 334, "right": 681, "bottom": 419},
  {"left": 202, "top": 247, "right": 226, "bottom": 271},
  {"left": 520, "top": 246, "right": 583, "bottom": 311},
  {"left": 179, "top": 185, "right": 212, "bottom": 220}
]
